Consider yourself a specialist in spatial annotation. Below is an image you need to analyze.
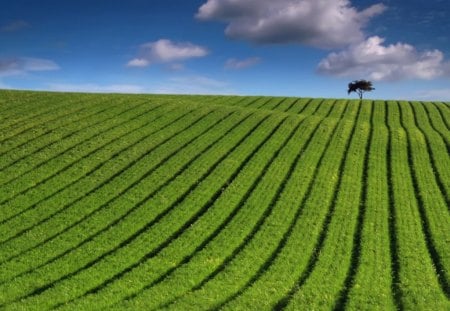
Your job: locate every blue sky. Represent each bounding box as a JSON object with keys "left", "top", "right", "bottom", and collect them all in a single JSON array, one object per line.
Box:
[{"left": 1, "top": 0, "right": 450, "bottom": 101}]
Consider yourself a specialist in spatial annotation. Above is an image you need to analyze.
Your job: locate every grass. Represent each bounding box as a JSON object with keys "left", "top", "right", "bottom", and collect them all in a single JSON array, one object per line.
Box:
[{"left": 0, "top": 90, "right": 448, "bottom": 310}]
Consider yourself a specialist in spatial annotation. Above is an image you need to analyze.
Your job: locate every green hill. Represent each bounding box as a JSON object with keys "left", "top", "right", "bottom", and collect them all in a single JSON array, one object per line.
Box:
[{"left": 0, "top": 90, "right": 449, "bottom": 310}]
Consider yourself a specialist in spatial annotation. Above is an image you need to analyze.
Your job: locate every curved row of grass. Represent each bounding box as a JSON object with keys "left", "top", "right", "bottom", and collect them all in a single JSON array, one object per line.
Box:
[{"left": 0, "top": 90, "right": 448, "bottom": 310}]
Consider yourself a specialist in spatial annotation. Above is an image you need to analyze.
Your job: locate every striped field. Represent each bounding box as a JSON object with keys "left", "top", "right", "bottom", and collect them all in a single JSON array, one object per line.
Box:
[{"left": 0, "top": 90, "right": 448, "bottom": 310}]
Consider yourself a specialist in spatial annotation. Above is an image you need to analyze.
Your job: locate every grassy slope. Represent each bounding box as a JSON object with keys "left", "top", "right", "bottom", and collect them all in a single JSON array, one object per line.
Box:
[{"left": 0, "top": 90, "right": 448, "bottom": 310}]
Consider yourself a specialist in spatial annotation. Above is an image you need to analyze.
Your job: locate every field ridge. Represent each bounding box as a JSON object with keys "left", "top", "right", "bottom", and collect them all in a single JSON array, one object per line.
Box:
[{"left": 0, "top": 90, "right": 448, "bottom": 310}]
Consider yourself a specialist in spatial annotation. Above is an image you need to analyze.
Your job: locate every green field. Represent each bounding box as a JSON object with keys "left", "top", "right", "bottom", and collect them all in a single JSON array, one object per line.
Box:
[{"left": 0, "top": 90, "right": 448, "bottom": 310}]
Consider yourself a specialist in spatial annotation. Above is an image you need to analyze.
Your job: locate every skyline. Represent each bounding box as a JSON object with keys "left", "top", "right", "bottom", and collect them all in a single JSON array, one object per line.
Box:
[{"left": 1, "top": 0, "right": 450, "bottom": 101}]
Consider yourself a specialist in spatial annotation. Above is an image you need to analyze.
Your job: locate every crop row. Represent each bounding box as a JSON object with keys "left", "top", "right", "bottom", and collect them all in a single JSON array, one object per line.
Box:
[
  {"left": 0, "top": 91, "right": 448, "bottom": 310},
  {"left": 0, "top": 100, "right": 232, "bottom": 262},
  {"left": 112, "top": 99, "right": 352, "bottom": 310},
  {"left": 0, "top": 105, "right": 282, "bottom": 308},
  {"left": 385, "top": 101, "right": 448, "bottom": 309}
]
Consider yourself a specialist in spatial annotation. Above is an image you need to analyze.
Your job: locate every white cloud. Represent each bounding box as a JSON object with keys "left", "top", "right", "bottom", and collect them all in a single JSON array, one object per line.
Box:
[
  {"left": 225, "top": 57, "right": 261, "bottom": 70},
  {"left": 197, "top": 0, "right": 386, "bottom": 49},
  {"left": 151, "top": 75, "right": 234, "bottom": 95},
  {"left": 318, "top": 36, "right": 450, "bottom": 81},
  {"left": 127, "top": 58, "right": 150, "bottom": 67},
  {"left": 0, "top": 20, "right": 29, "bottom": 32},
  {"left": 0, "top": 57, "right": 60, "bottom": 76},
  {"left": 127, "top": 39, "right": 209, "bottom": 67},
  {"left": 47, "top": 83, "right": 147, "bottom": 94}
]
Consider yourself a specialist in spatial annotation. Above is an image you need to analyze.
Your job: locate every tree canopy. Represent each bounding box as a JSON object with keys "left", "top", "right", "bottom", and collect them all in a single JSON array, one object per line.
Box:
[{"left": 348, "top": 80, "right": 375, "bottom": 99}]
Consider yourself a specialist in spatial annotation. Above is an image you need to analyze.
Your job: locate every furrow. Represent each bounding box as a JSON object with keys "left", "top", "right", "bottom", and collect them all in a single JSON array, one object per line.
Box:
[
  {"left": 0, "top": 105, "right": 219, "bottom": 259},
  {"left": 145, "top": 100, "right": 350, "bottom": 311},
  {"left": 422, "top": 102, "right": 450, "bottom": 144},
  {"left": 0, "top": 91, "right": 51, "bottom": 117},
  {"left": 285, "top": 98, "right": 313, "bottom": 114},
  {"left": 56, "top": 114, "right": 294, "bottom": 310},
  {"left": 0, "top": 96, "right": 129, "bottom": 159},
  {"left": 0, "top": 98, "right": 155, "bottom": 190},
  {"left": 271, "top": 100, "right": 362, "bottom": 310},
  {"left": 268, "top": 97, "right": 288, "bottom": 111},
  {"left": 274, "top": 97, "right": 299, "bottom": 112},
  {"left": 386, "top": 103, "right": 404, "bottom": 310},
  {"left": 334, "top": 102, "right": 375, "bottom": 310},
  {"left": 0, "top": 101, "right": 170, "bottom": 223},
  {"left": 398, "top": 101, "right": 449, "bottom": 296},
  {"left": 385, "top": 100, "right": 448, "bottom": 309},
  {"left": 0, "top": 109, "right": 272, "bottom": 308},
  {"left": 432, "top": 102, "right": 450, "bottom": 129},
  {"left": 346, "top": 101, "right": 398, "bottom": 310},
  {"left": 0, "top": 95, "right": 99, "bottom": 142},
  {"left": 218, "top": 100, "right": 355, "bottom": 311},
  {"left": 408, "top": 101, "right": 450, "bottom": 207},
  {"left": 252, "top": 97, "right": 274, "bottom": 109},
  {"left": 0, "top": 108, "right": 245, "bottom": 279},
  {"left": 211, "top": 101, "right": 346, "bottom": 311},
  {"left": 0, "top": 102, "right": 175, "bottom": 229},
  {"left": 0, "top": 92, "right": 83, "bottom": 131}
]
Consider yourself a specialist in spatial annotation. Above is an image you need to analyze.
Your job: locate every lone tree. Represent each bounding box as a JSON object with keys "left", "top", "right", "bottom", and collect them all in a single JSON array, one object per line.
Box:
[{"left": 348, "top": 80, "right": 375, "bottom": 100}]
